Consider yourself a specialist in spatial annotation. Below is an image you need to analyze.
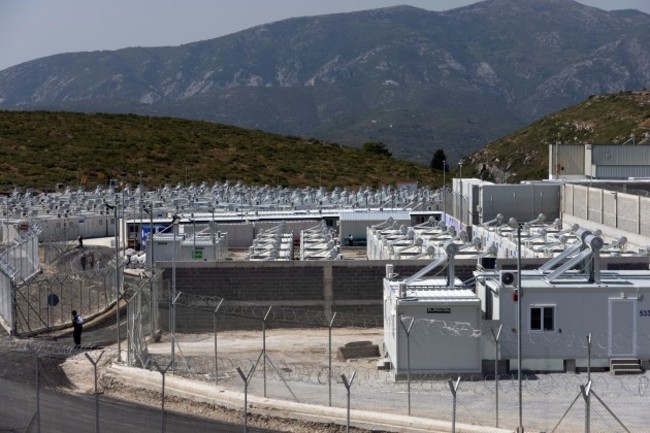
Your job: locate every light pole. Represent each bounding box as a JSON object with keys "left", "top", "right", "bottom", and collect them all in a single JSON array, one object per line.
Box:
[
  {"left": 458, "top": 160, "right": 464, "bottom": 228},
  {"left": 106, "top": 203, "right": 122, "bottom": 362},
  {"left": 443, "top": 159, "right": 447, "bottom": 218},
  {"left": 138, "top": 171, "right": 144, "bottom": 250},
  {"left": 170, "top": 214, "right": 180, "bottom": 369},
  {"left": 190, "top": 214, "right": 196, "bottom": 260},
  {"left": 64, "top": 213, "right": 68, "bottom": 248},
  {"left": 209, "top": 206, "right": 217, "bottom": 260},
  {"left": 509, "top": 217, "right": 524, "bottom": 433},
  {"left": 143, "top": 204, "right": 157, "bottom": 340},
  {"left": 143, "top": 205, "right": 155, "bottom": 268},
  {"left": 121, "top": 190, "right": 126, "bottom": 256}
]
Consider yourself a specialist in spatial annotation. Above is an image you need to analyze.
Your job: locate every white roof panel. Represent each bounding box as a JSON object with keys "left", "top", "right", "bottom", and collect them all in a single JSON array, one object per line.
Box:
[{"left": 339, "top": 210, "right": 410, "bottom": 222}]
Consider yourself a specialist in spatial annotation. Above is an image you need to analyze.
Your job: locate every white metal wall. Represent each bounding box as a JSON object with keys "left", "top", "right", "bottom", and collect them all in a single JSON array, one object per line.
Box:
[
  {"left": 0, "top": 223, "right": 41, "bottom": 333},
  {"left": 591, "top": 145, "right": 650, "bottom": 166},
  {"left": 35, "top": 214, "right": 116, "bottom": 241},
  {"left": 478, "top": 183, "right": 560, "bottom": 225},
  {"left": 0, "top": 273, "right": 11, "bottom": 331},
  {"left": 549, "top": 144, "right": 585, "bottom": 179},
  {"left": 551, "top": 144, "right": 650, "bottom": 179},
  {"left": 496, "top": 285, "right": 650, "bottom": 362}
]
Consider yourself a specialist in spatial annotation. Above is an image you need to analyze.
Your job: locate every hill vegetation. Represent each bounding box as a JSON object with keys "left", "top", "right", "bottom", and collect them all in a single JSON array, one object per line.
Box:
[
  {"left": 0, "top": 111, "right": 439, "bottom": 192},
  {"left": 464, "top": 91, "right": 650, "bottom": 183},
  {"left": 2, "top": 90, "right": 647, "bottom": 192},
  {"left": 2, "top": 1, "right": 649, "bottom": 163}
]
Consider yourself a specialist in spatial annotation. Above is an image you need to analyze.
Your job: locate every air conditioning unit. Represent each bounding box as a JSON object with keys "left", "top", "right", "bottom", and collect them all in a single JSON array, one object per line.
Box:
[{"left": 500, "top": 270, "right": 518, "bottom": 288}]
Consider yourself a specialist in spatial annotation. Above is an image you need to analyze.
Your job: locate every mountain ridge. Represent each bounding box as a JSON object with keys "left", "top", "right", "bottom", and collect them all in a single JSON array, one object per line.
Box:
[
  {"left": 1, "top": 0, "right": 649, "bottom": 162},
  {"left": 0, "top": 90, "right": 648, "bottom": 191},
  {"left": 465, "top": 90, "right": 650, "bottom": 183}
]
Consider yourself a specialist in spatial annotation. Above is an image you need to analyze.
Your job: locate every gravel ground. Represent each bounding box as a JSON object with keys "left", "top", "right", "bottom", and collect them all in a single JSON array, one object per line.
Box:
[
  {"left": 55, "top": 328, "right": 650, "bottom": 433},
  {"left": 58, "top": 329, "right": 385, "bottom": 433}
]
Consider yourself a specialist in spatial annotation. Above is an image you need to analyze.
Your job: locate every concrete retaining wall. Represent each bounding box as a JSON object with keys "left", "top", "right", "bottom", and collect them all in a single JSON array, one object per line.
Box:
[
  {"left": 159, "top": 260, "right": 478, "bottom": 331},
  {"left": 159, "top": 257, "right": 648, "bottom": 332}
]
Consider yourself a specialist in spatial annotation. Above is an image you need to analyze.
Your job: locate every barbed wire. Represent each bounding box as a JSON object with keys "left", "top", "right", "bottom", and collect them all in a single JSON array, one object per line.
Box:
[
  {"left": 166, "top": 289, "right": 383, "bottom": 327},
  {"left": 1, "top": 338, "right": 115, "bottom": 360},
  {"left": 145, "top": 351, "right": 650, "bottom": 399},
  {"left": 163, "top": 289, "right": 646, "bottom": 354}
]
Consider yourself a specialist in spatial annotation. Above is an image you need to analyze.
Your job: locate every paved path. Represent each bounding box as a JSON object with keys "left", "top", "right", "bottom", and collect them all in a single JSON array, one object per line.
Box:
[{"left": 0, "top": 334, "right": 278, "bottom": 433}]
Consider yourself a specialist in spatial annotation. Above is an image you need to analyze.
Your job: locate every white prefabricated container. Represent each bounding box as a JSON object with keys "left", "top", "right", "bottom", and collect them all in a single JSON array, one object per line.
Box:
[
  {"left": 476, "top": 268, "right": 650, "bottom": 371},
  {"left": 383, "top": 275, "right": 482, "bottom": 377}
]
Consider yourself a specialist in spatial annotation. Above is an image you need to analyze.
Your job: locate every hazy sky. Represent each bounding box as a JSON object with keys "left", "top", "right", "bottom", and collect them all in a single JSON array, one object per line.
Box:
[{"left": 1, "top": 0, "right": 649, "bottom": 71}]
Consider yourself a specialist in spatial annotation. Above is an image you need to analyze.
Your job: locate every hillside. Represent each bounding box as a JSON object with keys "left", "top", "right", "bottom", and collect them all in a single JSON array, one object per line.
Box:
[
  {"left": 464, "top": 90, "right": 650, "bottom": 183},
  {"left": 1, "top": 0, "right": 649, "bottom": 163},
  {"left": 0, "top": 111, "right": 439, "bottom": 192}
]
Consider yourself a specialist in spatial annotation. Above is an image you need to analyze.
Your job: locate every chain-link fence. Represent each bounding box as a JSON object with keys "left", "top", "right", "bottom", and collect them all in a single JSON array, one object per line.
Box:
[
  {"left": 125, "top": 269, "right": 162, "bottom": 368},
  {"left": 3, "top": 283, "right": 649, "bottom": 432},
  {"left": 0, "top": 222, "right": 42, "bottom": 333},
  {"left": 14, "top": 248, "right": 123, "bottom": 336},
  {"left": 41, "top": 223, "right": 82, "bottom": 264},
  {"left": 142, "top": 290, "right": 650, "bottom": 433},
  {"left": 0, "top": 338, "right": 277, "bottom": 433}
]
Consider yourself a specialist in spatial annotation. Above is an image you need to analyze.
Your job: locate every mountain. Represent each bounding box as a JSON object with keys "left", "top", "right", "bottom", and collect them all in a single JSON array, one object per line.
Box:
[
  {"left": 464, "top": 90, "right": 650, "bottom": 183},
  {"left": 1, "top": 0, "right": 649, "bottom": 162},
  {"left": 0, "top": 111, "right": 438, "bottom": 192}
]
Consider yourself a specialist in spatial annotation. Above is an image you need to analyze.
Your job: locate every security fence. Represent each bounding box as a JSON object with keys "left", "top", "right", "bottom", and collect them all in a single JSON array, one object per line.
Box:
[
  {"left": 142, "top": 289, "right": 650, "bottom": 433},
  {"left": 3, "top": 286, "right": 650, "bottom": 432},
  {"left": 14, "top": 250, "right": 123, "bottom": 336},
  {"left": 41, "top": 223, "right": 82, "bottom": 264},
  {"left": 0, "top": 222, "right": 42, "bottom": 333},
  {"left": 125, "top": 269, "right": 162, "bottom": 368},
  {"left": 0, "top": 339, "right": 273, "bottom": 433},
  {"left": 0, "top": 222, "right": 41, "bottom": 281}
]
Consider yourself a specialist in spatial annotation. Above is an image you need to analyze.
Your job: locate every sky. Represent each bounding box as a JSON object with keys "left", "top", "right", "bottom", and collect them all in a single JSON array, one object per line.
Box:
[{"left": 1, "top": 0, "right": 649, "bottom": 71}]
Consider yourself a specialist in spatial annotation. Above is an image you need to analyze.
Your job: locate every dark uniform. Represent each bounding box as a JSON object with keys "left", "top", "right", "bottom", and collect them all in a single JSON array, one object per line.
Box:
[{"left": 72, "top": 310, "right": 84, "bottom": 348}]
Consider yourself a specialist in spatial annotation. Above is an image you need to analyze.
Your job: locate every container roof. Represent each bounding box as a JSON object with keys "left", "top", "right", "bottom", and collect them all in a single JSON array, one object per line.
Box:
[
  {"left": 387, "top": 278, "right": 479, "bottom": 302},
  {"left": 339, "top": 210, "right": 410, "bottom": 222},
  {"left": 481, "top": 269, "right": 650, "bottom": 290}
]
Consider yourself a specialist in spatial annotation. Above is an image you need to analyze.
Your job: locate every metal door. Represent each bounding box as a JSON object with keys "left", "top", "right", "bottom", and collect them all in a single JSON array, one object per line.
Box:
[{"left": 608, "top": 299, "right": 636, "bottom": 357}]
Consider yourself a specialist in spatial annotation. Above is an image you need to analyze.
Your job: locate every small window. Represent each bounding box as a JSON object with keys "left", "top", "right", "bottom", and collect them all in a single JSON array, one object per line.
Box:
[{"left": 530, "top": 306, "right": 555, "bottom": 332}]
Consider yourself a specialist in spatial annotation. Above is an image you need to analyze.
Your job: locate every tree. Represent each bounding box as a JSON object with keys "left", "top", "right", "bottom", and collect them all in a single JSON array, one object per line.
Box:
[
  {"left": 430, "top": 149, "right": 448, "bottom": 171},
  {"left": 362, "top": 141, "right": 392, "bottom": 157}
]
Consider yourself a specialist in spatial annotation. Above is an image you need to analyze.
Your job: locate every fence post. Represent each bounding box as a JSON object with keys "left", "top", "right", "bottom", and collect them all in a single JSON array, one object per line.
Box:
[
  {"left": 69, "top": 278, "right": 73, "bottom": 326},
  {"left": 328, "top": 312, "right": 337, "bottom": 407},
  {"left": 35, "top": 353, "right": 41, "bottom": 433},
  {"left": 11, "top": 280, "right": 18, "bottom": 336},
  {"left": 448, "top": 376, "right": 461, "bottom": 433},
  {"left": 399, "top": 315, "right": 415, "bottom": 416},
  {"left": 341, "top": 371, "right": 356, "bottom": 433},
  {"left": 170, "top": 291, "right": 181, "bottom": 370},
  {"left": 213, "top": 299, "right": 224, "bottom": 385},
  {"left": 126, "top": 293, "right": 132, "bottom": 365},
  {"left": 490, "top": 324, "right": 503, "bottom": 427},
  {"left": 153, "top": 360, "right": 173, "bottom": 433},
  {"left": 84, "top": 350, "right": 105, "bottom": 433},
  {"left": 586, "top": 333, "right": 592, "bottom": 433},
  {"left": 262, "top": 306, "right": 272, "bottom": 398},
  {"left": 580, "top": 382, "right": 592, "bottom": 433},
  {"left": 79, "top": 279, "right": 83, "bottom": 317},
  {"left": 47, "top": 285, "right": 53, "bottom": 329},
  {"left": 236, "top": 365, "right": 255, "bottom": 433}
]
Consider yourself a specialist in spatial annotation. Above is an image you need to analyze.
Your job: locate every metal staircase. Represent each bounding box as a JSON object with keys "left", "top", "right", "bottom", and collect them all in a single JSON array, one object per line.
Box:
[{"left": 610, "top": 358, "right": 643, "bottom": 375}]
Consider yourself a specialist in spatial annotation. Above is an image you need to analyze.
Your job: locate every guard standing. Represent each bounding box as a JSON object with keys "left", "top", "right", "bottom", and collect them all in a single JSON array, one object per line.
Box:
[{"left": 71, "top": 310, "right": 84, "bottom": 349}]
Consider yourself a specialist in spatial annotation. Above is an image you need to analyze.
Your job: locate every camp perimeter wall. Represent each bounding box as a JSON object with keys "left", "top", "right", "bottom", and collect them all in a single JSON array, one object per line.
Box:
[
  {"left": 562, "top": 183, "right": 650, "bottom": 248},
  {"left": 158, "top": 256, "right": 649, "bottom": 332},
  {"left": 159, "top": 260, "right": 479, "bottom": 331}
]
